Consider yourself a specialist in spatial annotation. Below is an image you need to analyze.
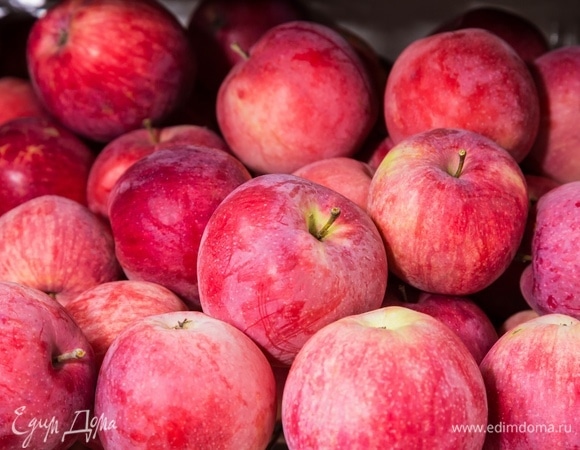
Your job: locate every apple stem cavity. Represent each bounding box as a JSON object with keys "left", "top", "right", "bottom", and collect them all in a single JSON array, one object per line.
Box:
[
  {"left": 143, "top": 118, "right": 160, "bottom": 144},
  {"left": 230, "top": 42, "right": 249, "bottom": 60},
  {"left": 54, "top": 348, "right": 86, "bottom": 364},
  {"left": 309, "top": 207, "right": 341, "bottom": 241},
  {"left": 453, "top": 149, "right": 467, "bottom": 178},
  {"left": 174, "top": 318, "right": 193, "bottom": 329}
]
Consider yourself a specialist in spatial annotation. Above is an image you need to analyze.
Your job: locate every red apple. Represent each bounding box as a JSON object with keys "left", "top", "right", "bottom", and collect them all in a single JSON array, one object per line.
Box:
[
  {"left": 217, "top": 20, "right": 379, "bottom": 174},
  {"left": 0, "top": 77, "right": 49, "bottom": 126},
  {"left": 198, "top": 173, "right": 388, "bottom": 366},
  {"left": 0, "top": 281, "right": 96, "bottom": 450},
  {"left": 108, "top": 145, "right": 252, "bottom": 309},
  {"left": 384, "top": 28, "right": 540, "bottom": 163},
  {"left": 0, "top": 116, "right": 96, "bottom": 217},
  {"left": 480, "top": 313, "right": 579, "bottom": 449},
  {"left": 367, "top": 128, "right": 529, "bottom": 296},
  {"left": 94, "top": 311, "right": 277, "bottom": 449},
  {"left": 26, "top": 0, "right": 195, "bottom": 143},
  {"left": 86, "top": 123, "right": 230, "bottom": 218},
  {"left": 522, "top": 45, "right": 580, "bottom": 183},
  {"left": 281, "top": 306, "right": 488, "bottom": 449},
  {"left": 292, "top": 156, "right": 374, "bottom": 211},
  {"left": 0, "top": 195, "right": 123, "bottom": 307},
  {"left": 498, "top": 309, "right": 540, "bottom": 335}
]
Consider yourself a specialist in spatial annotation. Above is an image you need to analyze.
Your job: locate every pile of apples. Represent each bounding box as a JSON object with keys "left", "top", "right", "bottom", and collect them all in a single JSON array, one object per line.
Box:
[{"left": 0, "top": 0, "right": 578, "bottom": 449}]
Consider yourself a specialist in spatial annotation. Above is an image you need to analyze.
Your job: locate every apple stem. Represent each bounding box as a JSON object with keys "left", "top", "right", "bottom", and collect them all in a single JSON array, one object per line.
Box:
[
  {"left": 309, "top": 207, "right": 341, "bottom": 240},
  {"left": 397, "top": 283, "right": 408, "bottom": 303},
  {"left": 54, "top": 348, "right": 86, "bottom": 364},
  {"left": 453, "top": 149, "right": 467, "bottom": 178},
  {"left": 142, "top": 118, "right": 160, "bottom": 144},
  {"left": 516, "top": 253, "right": 533, "bottom": 263},
  {"left": 230, "top": 42, "right": 249, "bottom": 60},
  {"left": 174, "top": 318, "right": 192, "bottom": 329}
]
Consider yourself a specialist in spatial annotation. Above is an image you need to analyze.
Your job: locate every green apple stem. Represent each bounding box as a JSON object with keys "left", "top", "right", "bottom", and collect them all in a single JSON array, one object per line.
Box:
[
  {"left": 230, "top": 42, "right": 249, "bottom": 60},
  {"left": 453, "top": 149, "right": 467, "bottom": 178},
  {"left": 54, "top": 348, "right": 86, "bottom": 364},
  {"left": 142, "top": 118, "right": 160, "bottom": 144},
  {"left": 309, "top": 207, "right": 341, "bottom": 241}
]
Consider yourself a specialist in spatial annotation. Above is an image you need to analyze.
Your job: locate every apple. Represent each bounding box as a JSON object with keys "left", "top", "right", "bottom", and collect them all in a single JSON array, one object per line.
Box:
[
  {"left": 498, "top": 309, "right": 539, "bottom": 335},
  {"left": 365, "top": 134, "right": 395, "bottom": 171},
  {"left": 519, "top": 181, "right": 580, "bottom": 318},
  {"left": 292, "top": 156, "right": 374, "bottom": 211},
  {"left": 198, "top": 173, "right": 388, "bottom": 366},
  {"left": 0, "top": 195, "right": 123, "bottom": 307},
  {"left": 217, "top": 20, "right": 379, "bottom": 174},
  {"left": 431, "top": 6, "right": 550, "bottom": 63},
  {"left": 26, "top": 0, "right": 196, "bottom": 143},
  {"left": 86, "top": 122, "right": 230, "bottom": 218},
  {"left": 521, "top": 45, "right": 580, "bottom": 183},
  {"left": 480, "top": 313, "right": 579, "bottom": 449},
  {"left": 0, "top": 77, "right": 49, "bottom": 126},
  {"left": 384, "top": 28, "right": 540, "bottom": 163},
  {"left": 108, "top": 145, "right": 252, "bottom": 309},
  {"left": 281, "top": 306, "right": 488, "bottom": 449},
  {"left": 94, "top": 311, "right": 277, "bottom": 449},
  {"left": 0, "top": 116, "right": 96, "bottom": 217},
  {"left": 0, "top": 281, "right": 97, "bottom": 450},
  {"left": 367, "top": 128, "right": 529, "bottom": 296}
]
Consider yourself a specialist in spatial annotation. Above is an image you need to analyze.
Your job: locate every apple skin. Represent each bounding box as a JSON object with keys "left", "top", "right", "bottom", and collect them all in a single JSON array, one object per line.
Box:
[
  {"left": 0, "top": 116, "right": 96, "bottom": 217},
  {"left": 217, "top": 20, "right": 379, "bottom": 174},
  {"left": 0, "top": 77, "right": 49, "bottom": 126},
  {"left": 522, "top": 45, "right": 580, "bottom": 183},
  {"left": 0, "top": 281, "right": 97, "bottom": 450},
  {"left": 108, "top": 145, "right": 252, "bottom": 309},
  {"left": 0, "top": 195, "right": 123, "bottom": 307},
  {"left": 94, "top": 311, "right": 277, "bottom": 450},
  {"left": 292, "top": 156, "right": 374, "bottom": 211},
  {"left": 26, "top": 0, "right": 195, "bottom": 143},
  {"left": 384, "top": 28, "right": 540, "bottom": 163},
  {"left": 498, "top": 309, "right": 539, "bottom": 336},
  {"left": 281, "top": 306, "right": 488, "bottom": 449},
  {"left": 368, "top": 128, "right": 529, "bottom": 296},
  {"left": 480, "top": 313, "right": 579, "bottom": 449},
  {"left": 519, "top": 181, "right": 580, "bottom": 318},
  {"left": 86, "top": 124, "right": 230, "bottom": 218},
  {"left": 198, "top": 173, "right": 388, "bottom": 366}
]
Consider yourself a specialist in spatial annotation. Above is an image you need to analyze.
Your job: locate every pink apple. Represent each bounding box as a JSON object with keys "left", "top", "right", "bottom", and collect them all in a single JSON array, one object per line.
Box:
[
  {"left": 198, "top": 173, "right": 388, "bottom": 366},
  {"left": 26, "top": 0, "right": 195, "bottom": 143},
  {"left": 0, "top": 281, "right": 96, "bottom": 450},
  {"left": 94, "top": 311, "right": 277, "bottom": 449},
  {"left": 480, "top": 313, "right": 579, "bottom": 449},
  {"left": 86, "top": 123, "right": 230, "bottom": 218},
  {"left": 292, "top": 156, "right": 374, "bottom": 211},
  {"left": 0, "top": 77, "right": 49, "bottom": 126},
  {"left": 519, "top": 181, "right": 580, "bottom": 318},
  {"left": 522, "top": 45, "right": 580, "bottom": 183},
  {"left": 281, "top": 306, "right": 488, "bottom": 449},
  {"left": 498, "top": 309, "right": 539, "bottom": 335},
  {"left": 0, "top": 195, "right": 123, "bottom": 307},
  {"left": 217, "top": 20, "right": 379, "bottom": 174},
  {"left": 0, "top": 116, "right": 96, "bottom": 217},
  {"left": 108, "top": 145, "right": 252, "bottom": 309},
  {"left": 431, "top": 6, "right": 550, "bottom": 63},
  {"left": 384, "top": 28, "right": 540, "bottom": 163},
  {"left": 65, "top": 280, "right": 189, "bottom": 371},
  {"left": 367, "top": 128, "right": 529, "bottom": 296}
]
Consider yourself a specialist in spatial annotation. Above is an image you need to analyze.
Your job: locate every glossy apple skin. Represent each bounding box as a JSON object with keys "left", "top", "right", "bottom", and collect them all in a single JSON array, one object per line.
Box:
[
  {"left": 0, "top": 282, "right": 97, "bottom": 450},
  {"left": 520, "top": 181, "right": 580, "bottom": 318},
  {"left": 0, "top": 195, "right": 122, "bottom": 307},
  {"left": 0, "top": 77, "right": 49, "bottom": 126},
  {"left": 217, "top": 20, "right": 378, "bottom": 174},
  {"left": 368, "top": 128, "right": 529, "bottom": 296},
  {"left": 198, "top": 173, "right": 388, "bottom": 366},
  {"left": 26, "top": 0, "right": 195, "bottom": 143},
  {"left": 292, "top": 156, "right": 374, "bottom": 211},
  {"left": 384, "top": 28, "right": 540, "bottom": 163},
  {"left": 108, "top": 145, "right": 252, "bottom": 309},
  {"left": 86, "top": 124, "right": 230, "bottom": 218},
  {"left": 95, "top": 311, "right": 277, "bottom": 449},
  {"left": 522, "top": 46, "right": 580, "bottom": 183},
  {"left": 0, "top": 117, "right": 96, "bottom": 217},
  {"left": 480, "top": 313, "right": 580, "bottom": 449},
  {"left": 281, "top": 306, "right": 488, "bottom": 449}
]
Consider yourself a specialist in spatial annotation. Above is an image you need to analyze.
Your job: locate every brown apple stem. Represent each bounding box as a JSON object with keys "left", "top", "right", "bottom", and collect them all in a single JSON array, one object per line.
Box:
[
  {"left": 174, "top": 318, "right": 192, "bottom": 329},
  {"left": 453, "top": 149, "right": 467, "bottom": 178},
  {"left": 142, "top": 118, "right": 160, "bottom": 144},
  {"left": 310, "top": 207, "right": 341, "bottom": 241},
  {"left": 54, "top": 348, "right": 86, "bottom": 363},
  {"left": 230, "top": 42, "right": 249, "bottom": 60},
  {"left": 515, "top": 253, "right": 533, "bottom": 263}
]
